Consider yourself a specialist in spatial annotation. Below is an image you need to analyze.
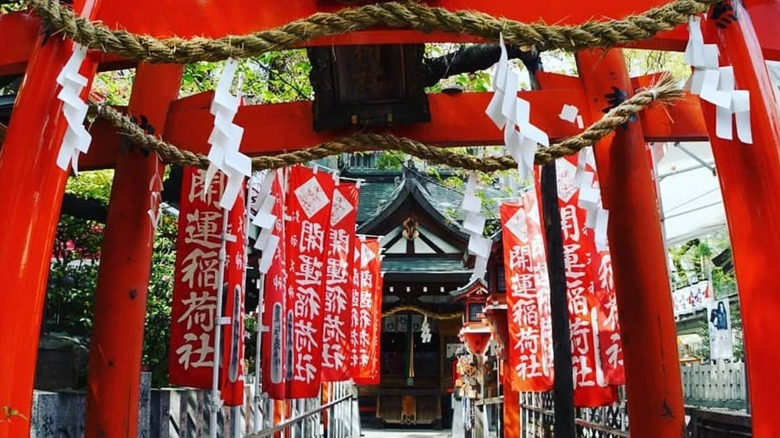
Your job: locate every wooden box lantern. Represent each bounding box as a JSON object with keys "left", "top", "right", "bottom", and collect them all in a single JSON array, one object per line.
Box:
[
  {"left": 482, "top": 294, "right": 509, "bottom": 361},
  {"left": 307, "top": 44, "right": 431, "bottom": 132},
  {"left": 451, "top": 278, "right": 493, "bottom": 357}
]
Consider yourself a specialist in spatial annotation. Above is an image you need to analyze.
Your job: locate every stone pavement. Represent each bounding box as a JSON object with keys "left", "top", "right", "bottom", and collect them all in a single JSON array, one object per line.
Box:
[
  {"left": 360, "top": 398, "right": 464, "bottom": 438},
  {"left": 362, "top": 430, "right": 451, "bottom": 438}
]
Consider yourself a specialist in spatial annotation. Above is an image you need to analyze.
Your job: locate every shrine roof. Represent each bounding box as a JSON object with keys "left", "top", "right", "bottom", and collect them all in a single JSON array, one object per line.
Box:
[
  {"left": 382, "top": 257, "right": 471, "bottom": 274},
  {"left": 449, "top": 277, "right": 489, "bottom": 300},
  {"left": 344, "top": 160, "right": 501, "bottom": 231}
]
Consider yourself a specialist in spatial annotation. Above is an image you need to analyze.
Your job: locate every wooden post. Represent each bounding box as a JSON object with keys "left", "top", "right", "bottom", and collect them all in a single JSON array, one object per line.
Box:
[
  {"left": 85, "top": 63, "right": 183, "bottom": 437},
  {"left": 699, "top": 2, "right": 780, "bottom": 435},
  {"left": 576, "top": 49, "right": 685, "bottom": 437},
  {"left": 0, "top": 2, "right": 101, "bottom": 435},
  {"left": 540, "top": 163, "right": 577, "bottom": 437}
]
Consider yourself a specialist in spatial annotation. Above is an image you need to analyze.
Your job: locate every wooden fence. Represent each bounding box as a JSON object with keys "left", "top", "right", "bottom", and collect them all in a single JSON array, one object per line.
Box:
[{"left": 681, "top": 361, "right": 747, "bottom": 410}]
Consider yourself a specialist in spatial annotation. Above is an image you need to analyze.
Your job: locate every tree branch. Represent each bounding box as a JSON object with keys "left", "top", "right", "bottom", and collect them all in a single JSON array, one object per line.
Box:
[{"left": 422, "top": 44, "right": 541, "bottom": 88}]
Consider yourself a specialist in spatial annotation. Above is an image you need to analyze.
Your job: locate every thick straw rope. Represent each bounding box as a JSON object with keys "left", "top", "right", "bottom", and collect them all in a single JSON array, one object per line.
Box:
[
  {"left": 96, "top": 74, "right": 681, "bottom": 172},
  {"left": 382, "top": 305, "right": 463, "bottom": 320},
  {"left": 28, "top": 0, "right": 719, "bottom": 63}
]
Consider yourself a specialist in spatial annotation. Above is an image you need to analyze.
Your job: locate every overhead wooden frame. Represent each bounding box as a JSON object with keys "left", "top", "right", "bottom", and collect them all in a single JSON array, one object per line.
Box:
[
  {"left": 1, "top": 0, "right": 779, "bottom": 76},
  {"left": 0, "top": 0, "right": 740, "bottom": 171},
  {"left": 73, "top": 72, "right": 707, "bottom": 171}
]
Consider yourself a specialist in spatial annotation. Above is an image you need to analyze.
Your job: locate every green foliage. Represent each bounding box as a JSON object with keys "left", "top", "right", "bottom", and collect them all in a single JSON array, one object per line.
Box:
[
  {"left": 142, "top": 214, "right": 177, "bottom": 387},
  {"left": 48, "top": 171, "right": 179, "bottom": 386},
  {"left": 374, "top": 151, "right": 406, "bottom": 170},
  {"left": 46, "top": 215, "right": 104, "bottom": 337},
  {"left": 0, "top": 2, "right": 24, "bottom": 13},
  {"left": 180, "top": 51, "right": 313, "bottom": 103},
  {"left": 244, "top": 314, "right": 258, "bottom": 374},
  {"left": 65, "top": 170, "right": 114, "bottom": 204},
  {"left": 93, "top": 70, "right": 135, "bottom": 105},
  {"left": 624, "top": 49, "right": 690, "bottom": 80}
]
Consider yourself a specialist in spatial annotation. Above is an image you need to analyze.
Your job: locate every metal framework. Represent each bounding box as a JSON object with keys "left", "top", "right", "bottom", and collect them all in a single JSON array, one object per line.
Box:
[{"left": 0, "top": 1, "right": 779, "bottom": 437}]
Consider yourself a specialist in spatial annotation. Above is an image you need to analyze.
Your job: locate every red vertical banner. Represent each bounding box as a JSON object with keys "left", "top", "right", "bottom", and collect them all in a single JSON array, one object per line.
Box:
[
  {"left": 552, "top": 155, "right": 622, "bottom": 406},
  {"left": 170, "top": 167, "right": 226, "bottom": 388},
  {"left": 350, "top": 243, "right": 361, "bottom": 376},
  {"left": 262, "top": 170, "right": 288, "bottom": 400},
  {"left": 353, "top": 237, "right": 382, "bottom": 384},
  {"left": 220, "top": 181, "right": 247, "bottom": 406},
  {"left": 322, "top": 183, "right": 360, "bottom": 382},
  {"left": 285, "top": 165, "right": 335, "bottom": 398},
  {"left": 500, "top": 195, "right": 554, "bottom": 392}
]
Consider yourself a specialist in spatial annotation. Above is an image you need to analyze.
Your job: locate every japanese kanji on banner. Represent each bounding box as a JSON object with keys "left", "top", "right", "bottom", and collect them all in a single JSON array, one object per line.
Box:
[
  {"left": 550, "top": 154, "right": 624, "bottom": 406},
  {"left": 350, "top": 243, "right": 361, "bottom": 374},
  {"left": 352, "top": 236, "right": 383, "bottom": 385},
  {"left": 261, "top": 170, "right": 288, "bottom": 400},
  {"left": 322, "top": 183, "right": 361, "bottom": 382},
  {"left": 285, "top": 165, "right": 336, "bottom": 398},
  {"left": 170, "top": 167, "right": 227, "bottom": 388},
  {"left": 220, "top": 180, "right": 247, "bottom": 407},
  {"left": 500, "top": 196, "right": 554, "bottom": 392}
]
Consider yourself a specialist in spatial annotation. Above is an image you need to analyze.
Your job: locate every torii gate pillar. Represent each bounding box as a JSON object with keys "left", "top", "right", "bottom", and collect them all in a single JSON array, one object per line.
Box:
[
  {"left": 0, "top": 1, "right": 101, "bottom": 435},
  {"left": 576, "top": 49, "right": 685, "bottom": 437},
  {"left": 700, "top": 2, "right": 780, "bottom": 435},
  {"left": 85, "top": 63, "right": 183, "bottom": 437}
]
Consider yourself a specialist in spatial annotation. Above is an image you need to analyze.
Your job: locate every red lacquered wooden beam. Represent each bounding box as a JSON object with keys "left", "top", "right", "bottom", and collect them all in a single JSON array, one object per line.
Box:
[
  {"left": 76, "top": 86, "right": 710, "bottom": 170},
  {"left": 85, "top": 63, "right": 183, "bottom": 438},
  {"left": 2, "top": 1, "right": 780, "bottom": 76},
  {"left": 0, "top": 2, "right": 102, "bottom": 436},
  {"left": 700, "top": 2, "right": 780, "bottom": 436}
]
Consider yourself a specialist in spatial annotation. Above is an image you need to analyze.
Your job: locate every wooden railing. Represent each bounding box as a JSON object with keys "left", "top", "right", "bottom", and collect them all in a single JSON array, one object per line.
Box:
[{"left": 681, "top": 362, "right": 747, "bottom": 410}]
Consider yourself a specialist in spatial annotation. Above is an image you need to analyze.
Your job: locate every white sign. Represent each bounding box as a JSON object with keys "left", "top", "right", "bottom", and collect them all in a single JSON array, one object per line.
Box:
[
  {"left": 673, "top": 281, "right": 711, "bottom": 316},
  {"left": 708, "top": 297, "right": 734, "bottom": 361}
]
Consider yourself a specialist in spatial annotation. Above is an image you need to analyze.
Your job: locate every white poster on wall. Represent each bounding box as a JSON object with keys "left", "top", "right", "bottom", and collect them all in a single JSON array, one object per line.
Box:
[{"left": 707, "top": 297, "right": 734, "bottom": 361}]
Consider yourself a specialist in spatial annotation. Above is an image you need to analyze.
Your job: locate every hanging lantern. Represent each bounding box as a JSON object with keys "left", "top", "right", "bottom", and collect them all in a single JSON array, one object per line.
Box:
[
  {"left": 483, "top": 294, "right": 509, "bottom": 361},
  {"left": 459, "top": 325, "right": 493, "bottom": 357},
  {"left": 451, "top": 278, "right": 493, "bottom": 357}
]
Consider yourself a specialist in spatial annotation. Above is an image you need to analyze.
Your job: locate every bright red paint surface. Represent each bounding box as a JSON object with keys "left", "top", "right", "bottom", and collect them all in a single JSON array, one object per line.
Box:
[
  {"left": 85, "top": 63, "right": 182, "bottom": 438},
  {"left": 700, "top": 2, "right": 780, "bottom": 436},
  {"left": 0, "top": 1, "right": 101, "bottom": 436},
  {"left": 576, "top": 49, "right": 685, "bottom": 438}
]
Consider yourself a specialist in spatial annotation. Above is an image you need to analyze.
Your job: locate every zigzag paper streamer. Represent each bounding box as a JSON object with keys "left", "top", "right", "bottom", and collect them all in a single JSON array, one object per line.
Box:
[
  {"left": 55, "top": 44, "right": 91, "bottom": 175},
  {"left": 460, "top": 172, "right": 489, "bottom": 280},
  {"left": 574, "top": 149, "right": 609, "bottom": 251},
  {"left": 205, "top": 58, "right": 252, "bottom": 210},
  {"left": 485, "top": 34, "right": 550, "bottom": 182},
  {"left": 684, "top": 17, "right": 752, "bottom": 144},
  {"left": 251, "top": 171, "right": 279, "bottom": 254}
]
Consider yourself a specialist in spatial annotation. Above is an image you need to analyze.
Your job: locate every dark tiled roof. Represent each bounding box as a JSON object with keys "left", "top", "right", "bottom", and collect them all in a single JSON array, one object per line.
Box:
[
  {"left": 415, "top": 174, "right": 504, "bottom": 222},
  {"left": 382, "top": 257, "right": 469, "bottom": 273},
  {"left": 356, "top": 179, "right": 402, "bottom": 224},
  {"left": 449, "top": 277, "right": 488, "bottom": 299}
]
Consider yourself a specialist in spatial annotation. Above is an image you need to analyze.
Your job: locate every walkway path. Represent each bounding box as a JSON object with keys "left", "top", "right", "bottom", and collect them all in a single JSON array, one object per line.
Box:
[
  {"left": 362, "top": 430, "right": 451, "bottom": 438},
  {"left": 361, "top": 398, "right": 464, "bottom": 438}
]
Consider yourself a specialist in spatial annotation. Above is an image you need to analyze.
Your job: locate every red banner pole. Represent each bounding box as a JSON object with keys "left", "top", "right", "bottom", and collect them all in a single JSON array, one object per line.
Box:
[
  {"left": 699, "top": 2, "right": 780, "bottom": 434},
  {"left": 84, "top": 63, "right": 182, "bottom": 437},
  {"left": 0, "top": 1, "right": 101, "bottom": 434},
  {"left": 502, "top": 369, "right": 520, "bottom": 438},
  {"left": 576, "top": 49, "right": 684, "bottom": 437}
]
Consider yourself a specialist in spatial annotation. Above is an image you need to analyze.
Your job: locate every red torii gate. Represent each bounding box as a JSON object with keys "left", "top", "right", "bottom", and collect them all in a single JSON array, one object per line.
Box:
[{"left": 0, "top": 1, "right": 779, "bottom": 437}]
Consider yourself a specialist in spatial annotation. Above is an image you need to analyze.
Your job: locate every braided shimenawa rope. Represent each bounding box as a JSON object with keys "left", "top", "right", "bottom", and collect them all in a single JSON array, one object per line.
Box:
[
  {"left": 382, "top": 305, "right": 463, "bottom": 320},
  {"left": 28, "top": 0, "right": 719, "bottom": 64},
  {"left": 95, "top": 74, "right": 681, "bottom": 172}
]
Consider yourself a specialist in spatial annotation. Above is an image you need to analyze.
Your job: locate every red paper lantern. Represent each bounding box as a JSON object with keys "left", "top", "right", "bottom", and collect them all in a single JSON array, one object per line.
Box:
[{"left": 459, "top": 324, "right": 493, "bottom": 357}]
